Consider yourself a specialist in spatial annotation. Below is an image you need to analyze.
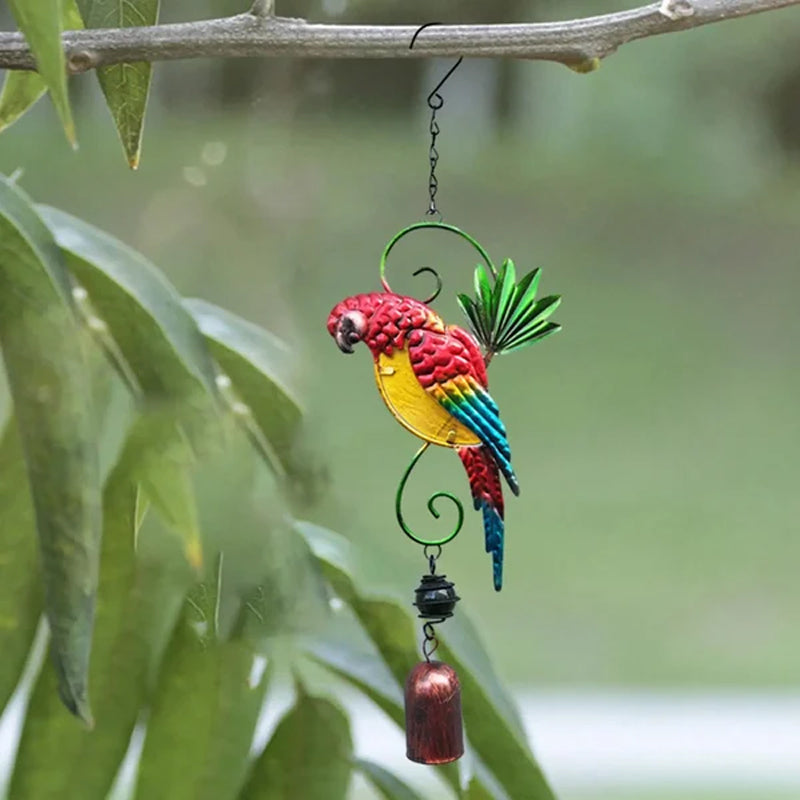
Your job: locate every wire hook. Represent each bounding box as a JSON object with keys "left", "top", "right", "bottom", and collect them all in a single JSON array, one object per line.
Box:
[{"left": 409, "top": 23, "right": 464, "bottom": 107}]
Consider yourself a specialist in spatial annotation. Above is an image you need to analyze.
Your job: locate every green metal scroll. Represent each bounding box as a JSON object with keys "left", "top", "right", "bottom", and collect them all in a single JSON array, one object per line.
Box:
[{"left": 395, "top": 442, "right": 465, "bottom": 548}]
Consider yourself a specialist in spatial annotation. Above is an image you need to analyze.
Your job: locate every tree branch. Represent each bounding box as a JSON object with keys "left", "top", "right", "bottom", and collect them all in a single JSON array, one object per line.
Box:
[{"left": 0, "top": 0, "right": 797, "bottom": 72}]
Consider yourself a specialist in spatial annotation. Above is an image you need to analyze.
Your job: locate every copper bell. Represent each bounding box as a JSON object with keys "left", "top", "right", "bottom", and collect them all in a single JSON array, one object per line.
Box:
[{"left": 404, "top": 660, "right": 464, "bottom": 764}]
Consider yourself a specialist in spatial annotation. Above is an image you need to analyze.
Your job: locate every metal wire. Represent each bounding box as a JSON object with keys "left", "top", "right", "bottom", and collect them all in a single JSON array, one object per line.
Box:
[
  {"left": 379, "top": 221, "right": 497, "bottom": 301},
  {"left": 422, "top": 620, "right": 444, "bottom": 661},
  {"left": 409, "top": 23, "right": 463, "bottom": 220},
  {"left": 424, "top": 545, "right": 442, "bottom": 574},
  {"left": 395, "top": 442, "right": 464, "bottom": 548}
]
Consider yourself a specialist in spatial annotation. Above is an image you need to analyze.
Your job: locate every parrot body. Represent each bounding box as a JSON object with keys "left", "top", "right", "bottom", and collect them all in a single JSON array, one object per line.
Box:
[{"left": 328, "top": 292, "right": 519, "bottom": 590}]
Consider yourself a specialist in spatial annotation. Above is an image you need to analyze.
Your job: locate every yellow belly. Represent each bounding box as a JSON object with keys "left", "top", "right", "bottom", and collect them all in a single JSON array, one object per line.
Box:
[{"left": 374, "top": 348, "right": 480, "bottom": 448}]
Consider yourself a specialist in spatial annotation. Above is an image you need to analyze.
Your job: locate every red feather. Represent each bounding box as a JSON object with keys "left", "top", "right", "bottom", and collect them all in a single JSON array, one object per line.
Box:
[{"left": 459, "top": 446, "right": 504, "bottom": 519}]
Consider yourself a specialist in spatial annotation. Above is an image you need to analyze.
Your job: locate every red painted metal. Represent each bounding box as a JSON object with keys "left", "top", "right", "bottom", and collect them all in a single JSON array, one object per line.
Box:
[{"left": 404, "top": 661, "right": 464, "bottom": 764}]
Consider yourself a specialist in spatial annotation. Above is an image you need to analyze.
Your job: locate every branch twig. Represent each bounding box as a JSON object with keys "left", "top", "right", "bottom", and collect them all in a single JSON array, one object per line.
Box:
[
  {"left": 0, "top": 0, "right": 797, "bottom": 72},
  {"left": 249, "top": 0, "right": 274, "bottom": 17}
]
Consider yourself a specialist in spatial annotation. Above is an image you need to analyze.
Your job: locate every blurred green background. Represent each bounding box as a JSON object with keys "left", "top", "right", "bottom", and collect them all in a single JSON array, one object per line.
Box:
[{"left": 2, "top": 0, "right": 800, "bottom": 797}]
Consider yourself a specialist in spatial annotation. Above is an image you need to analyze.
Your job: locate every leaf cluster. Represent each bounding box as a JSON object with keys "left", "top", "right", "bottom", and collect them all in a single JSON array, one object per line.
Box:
[
  {"left": 1, "top": 0, "right": 157, "bottom": 167},
  {"left": 458, "top": 259, "right": 561, "bottom": 359},
  {"left": 0, "top": 175, "right": 556, "bottom": 799}
]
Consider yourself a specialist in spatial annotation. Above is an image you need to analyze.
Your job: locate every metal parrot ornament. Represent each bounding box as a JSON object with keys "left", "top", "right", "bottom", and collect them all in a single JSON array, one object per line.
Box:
[{"left": 326, "top": 222, "right": 561, "bottom": 592}]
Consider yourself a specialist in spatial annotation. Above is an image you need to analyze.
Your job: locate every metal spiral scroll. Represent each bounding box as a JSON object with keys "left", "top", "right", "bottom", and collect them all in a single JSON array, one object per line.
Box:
[
  {"left": 379, "top": 221, "right": 496, "bottom": 303},
  {"left": 395, "top": 442, "right": 464, "bottom": 548},
  {"left": 380, "top": 221, "right": 496, "bottom": 548}
]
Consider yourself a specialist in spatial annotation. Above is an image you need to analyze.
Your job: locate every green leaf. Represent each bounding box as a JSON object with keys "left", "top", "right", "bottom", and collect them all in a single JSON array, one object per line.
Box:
[
  {"left": 125, "top": 413, "right": 203, "bottom": 570},
  {"left": 495, "top": 262, "right": 530, "bottom": 342},
  {"left": 465, "top": 777, "right": 496, "bottom": 800},
  {"left": 499, "top": 295, "right": 561, "bottom": 347},
  {"left": 0, "top": 418, "right": 42, "bottom": 714},
  {"left": 356, "top": 759, "right": 426, "bottom": 800},
  {"left": 240, "top": 685, "right": 353, "bottom": 800},
  {"left": 507, "top": 268, "right": 542, "bottom": 329},
  {"left": 235, "top": 525, "right": 330, "bottom": 644},
  {"left": 500, "top": 322, "right": 561, "bottom": 354},
  {"left": 10, "top": 423, "right": 193, "bottom": 800},
  {"left": 38, "top": 206, "right": 220, "bottom": 447},
  {"left": 61, "top": 0, "right": 86, "bottom": 29},
  {"left": 185, "top": 298, "right": 303, "bottom": 475},
  {"left": 75, "top": 0, "right": 158, "bottom": 168},
  {"left": 293, "top": 519, "right": 353, "bottom": 575},
  {"left": 472, "top": 264, "right": 494, "bottom": 339},
  {"left": 491, "top": 258, "right": 517, "bottom": 341},
  {"left": 308, "top": 640, "right": 404, "bottom": 726},
  {"left": 296, "top": 521, "right": 556, "bottom": 800},
  {"left": 134, "top": 606, "right": 270, "bottom": 800},
  {"left": 496, "top": 294, "right": 562, "bottom": 354},
  {"left": 6, "top": 0, "right": 76, "bottom": 145},
  {"left": 132, "top": 609, "right": 216, "bottom": 800},
  {"left": 0, "top": 0, "right": 83, "bottom": 134},
  {"left": 196, "top": 648, "right": 272, "bottom": 800},
  {"left": 8, "top": 650, "right": 67, "bottom": 800},
  {"left": 0, "top": 72, "right": 47, "bottom": 135},
  {"left": 0, "top": 176, "right": 101, "bottom": 723},
  {"left": 8, "top": 355, "right": 121, "bottom": 798},
  {"left": 474, "top": 263, "right": 493, "bottom": 313},
  {"left": 457, "top": 294, "right": 489, "bottom": 348}
]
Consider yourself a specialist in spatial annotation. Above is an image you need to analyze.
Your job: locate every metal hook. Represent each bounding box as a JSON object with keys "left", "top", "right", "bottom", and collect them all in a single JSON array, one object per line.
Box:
[
  {"left": 426, "top": 57, "right": 464, "bottom": 110},
  {"left": 408, "top": 23, "right": 464, "bottom": 110},
  {"left": 409, "top": 21, "right": 439, "bottom": 49}
]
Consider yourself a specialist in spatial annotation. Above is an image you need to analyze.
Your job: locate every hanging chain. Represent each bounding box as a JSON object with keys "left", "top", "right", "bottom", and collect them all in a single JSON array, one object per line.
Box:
[{"left": 426, "top": 97, "right": 442, "bottom": 218}]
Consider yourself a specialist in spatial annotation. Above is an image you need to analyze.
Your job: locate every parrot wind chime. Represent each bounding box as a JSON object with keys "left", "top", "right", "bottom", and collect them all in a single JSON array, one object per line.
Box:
[{"left": 327, "top": 30, "right": 562, "bottom": 765}]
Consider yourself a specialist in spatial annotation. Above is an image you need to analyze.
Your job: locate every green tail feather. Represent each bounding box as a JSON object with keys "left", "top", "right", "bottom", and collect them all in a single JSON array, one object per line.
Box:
[{"left": 457, "top": 258, "right": 562, "bottom": 358}]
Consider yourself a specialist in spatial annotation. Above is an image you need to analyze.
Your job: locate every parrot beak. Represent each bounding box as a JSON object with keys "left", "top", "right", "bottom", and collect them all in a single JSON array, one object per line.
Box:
[
  {"left": 334, "top": 314, "right": 363, "bottom": 354},
  {"left": 335, "top": 327, "right": 355, "bottom": 354}
]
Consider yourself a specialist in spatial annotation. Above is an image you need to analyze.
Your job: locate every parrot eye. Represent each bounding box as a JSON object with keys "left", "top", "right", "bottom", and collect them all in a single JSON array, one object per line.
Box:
[{"left": 347, "top": 331, "right": 361, "bottom": 345}]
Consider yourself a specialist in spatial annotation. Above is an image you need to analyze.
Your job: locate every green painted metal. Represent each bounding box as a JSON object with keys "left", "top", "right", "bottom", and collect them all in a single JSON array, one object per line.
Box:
[
  {"left": 379, "top": 221, "right": 497, "bottom": 302},
  {"left": 395, "top": 442, "right": 464, "bottom": 548}
]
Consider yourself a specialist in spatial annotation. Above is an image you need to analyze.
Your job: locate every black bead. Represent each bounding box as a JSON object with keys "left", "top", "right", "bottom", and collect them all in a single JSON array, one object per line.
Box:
[{"left": 413, "top": 574, "right": 460, "bottom": 619}]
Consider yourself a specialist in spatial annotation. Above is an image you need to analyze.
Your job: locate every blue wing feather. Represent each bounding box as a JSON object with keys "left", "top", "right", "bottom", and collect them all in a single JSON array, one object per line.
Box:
[{"left": 433, "top": 378, "right": 518, "bottom": 494}]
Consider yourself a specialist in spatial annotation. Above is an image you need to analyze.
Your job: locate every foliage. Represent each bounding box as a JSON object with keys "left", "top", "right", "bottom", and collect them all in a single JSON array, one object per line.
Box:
[
  {"left": 457, "top": 260, "right": 561, "bottom": 360},
  {"left": 0, "top": 175, "right": 100, "bottom": 723},
  {"left": 0, "top": 174, "right": 555, "bottom": 798},
  {"left": 4, "top": 0, "right": 77, "bottom": 144},
  {"left": 0, "top": 0, "right": 154, "bottom": 165},
  {"left": 75, "top": 0, "right": 159, "bottom": 168}
]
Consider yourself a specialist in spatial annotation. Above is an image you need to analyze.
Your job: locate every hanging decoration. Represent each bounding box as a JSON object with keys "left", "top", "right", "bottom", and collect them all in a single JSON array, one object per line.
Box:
[{"left": 326, "top": 24, "right": 562, "bottom": 765}]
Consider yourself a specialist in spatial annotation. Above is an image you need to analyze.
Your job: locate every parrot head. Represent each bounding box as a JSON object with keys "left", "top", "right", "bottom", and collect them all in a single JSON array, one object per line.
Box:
[
  {"left": 327, "top": 297, "right": 370, "bottom": 355},
  {"left": 328, "top": 293, "right": 444, "bottom": 358}
]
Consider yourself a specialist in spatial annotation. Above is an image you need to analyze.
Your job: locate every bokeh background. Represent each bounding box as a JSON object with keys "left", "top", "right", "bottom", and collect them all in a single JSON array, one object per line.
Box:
[{"left": 2, "top": 1, "right": 800, "bottom": 798}]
